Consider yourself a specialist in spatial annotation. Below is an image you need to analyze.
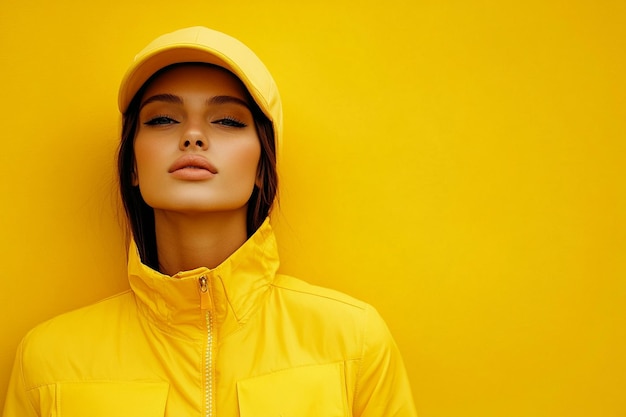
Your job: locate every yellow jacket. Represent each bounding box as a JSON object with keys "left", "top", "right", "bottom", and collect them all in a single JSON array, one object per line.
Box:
[{"left": 3, "top": 220, "right": 417, "bottom": 416}]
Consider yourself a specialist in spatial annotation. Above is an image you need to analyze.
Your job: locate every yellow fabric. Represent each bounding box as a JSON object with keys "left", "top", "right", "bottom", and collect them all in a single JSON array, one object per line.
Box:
[{"left": 3, "top": 219, "right": 416, "bottom": 416}]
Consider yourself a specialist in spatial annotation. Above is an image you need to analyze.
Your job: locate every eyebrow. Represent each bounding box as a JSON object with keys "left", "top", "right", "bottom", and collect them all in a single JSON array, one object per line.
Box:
[
  {"left": 140, "top": 94, "right": 182, "bottom": 110},
  {"left": 207, "top": 95, "right": 251, "bottom": 110},
  {"left": 139, "top": 94, "right": 250, "bottom": 111}
]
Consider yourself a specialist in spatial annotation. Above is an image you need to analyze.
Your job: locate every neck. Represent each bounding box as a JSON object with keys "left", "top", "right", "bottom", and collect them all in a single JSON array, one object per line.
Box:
[{"left": 153, "top": 208, "right": 249, "bottom": 276}]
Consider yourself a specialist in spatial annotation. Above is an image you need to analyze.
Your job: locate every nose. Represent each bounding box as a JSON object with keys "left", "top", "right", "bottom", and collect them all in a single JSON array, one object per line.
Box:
[{"left": 179, "top": 132, "right": 209, "bottom": 151}]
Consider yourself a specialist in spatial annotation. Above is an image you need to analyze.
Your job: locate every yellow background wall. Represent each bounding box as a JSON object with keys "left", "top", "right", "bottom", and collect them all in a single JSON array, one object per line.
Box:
[{"left": 1, "top": 1, "right": 624, "bottom": 416}]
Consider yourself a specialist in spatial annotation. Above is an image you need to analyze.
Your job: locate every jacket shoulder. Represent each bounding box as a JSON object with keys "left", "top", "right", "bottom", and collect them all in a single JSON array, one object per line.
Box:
[
  {"left": 266, "top": 275, "right": 401, "bottom": 372},
  {"left": 25, "top": 290, "right": 134, "bottom": 340},
  {"left": 269, "top": 274, "right": 388, "bottom": 341},
  {"left": 18, "top": 291, "right": 135, "bottom": 387},
  {"left": 272, "top": 274, "right": 370, "bottom": 311}
]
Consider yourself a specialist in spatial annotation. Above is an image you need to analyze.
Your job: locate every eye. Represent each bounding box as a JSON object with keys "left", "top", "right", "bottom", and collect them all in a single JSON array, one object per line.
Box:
[
  {"left": 144, "top": 116, "right": 179, "bottom": 126},
  {"left": 213, "top": 116, "right": 247, "bottom": 128}
]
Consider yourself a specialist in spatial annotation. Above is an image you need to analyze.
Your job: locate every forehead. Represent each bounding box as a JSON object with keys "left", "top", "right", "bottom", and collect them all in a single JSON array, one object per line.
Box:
[{"left": 141, "top": 64, "right": 250, "bottom": 101}]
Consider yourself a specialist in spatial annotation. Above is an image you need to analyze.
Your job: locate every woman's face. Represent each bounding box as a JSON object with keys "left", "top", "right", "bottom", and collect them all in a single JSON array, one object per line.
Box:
[{"left": 133, "top": 64, "right": 261, "bottom": 216}]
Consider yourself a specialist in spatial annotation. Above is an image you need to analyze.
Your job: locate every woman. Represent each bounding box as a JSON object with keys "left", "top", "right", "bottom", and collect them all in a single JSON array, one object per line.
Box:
[{"left": 3, "top": 27, "right": 417, "bottom": 417}]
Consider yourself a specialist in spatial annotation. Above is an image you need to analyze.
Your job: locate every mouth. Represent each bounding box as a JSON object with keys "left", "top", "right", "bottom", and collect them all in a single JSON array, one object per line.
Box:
[{"left": 169, "top": 155, "right": 218, "bottom": 174}]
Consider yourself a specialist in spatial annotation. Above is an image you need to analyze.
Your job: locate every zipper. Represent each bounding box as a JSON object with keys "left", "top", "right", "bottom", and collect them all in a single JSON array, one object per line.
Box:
[{"left": 199, "top": 276, "right": 213, "bottom": 417}]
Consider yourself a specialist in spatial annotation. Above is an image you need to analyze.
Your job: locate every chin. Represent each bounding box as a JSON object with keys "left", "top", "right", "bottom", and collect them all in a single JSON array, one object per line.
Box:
[{"left": 150, "top": 199, "right": 250, "bottom": 215}]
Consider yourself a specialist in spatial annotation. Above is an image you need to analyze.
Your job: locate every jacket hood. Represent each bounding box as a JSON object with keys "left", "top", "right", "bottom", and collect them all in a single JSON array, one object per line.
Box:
[{"left": 118, "top": 26, "right": 283, "bottom": 151}]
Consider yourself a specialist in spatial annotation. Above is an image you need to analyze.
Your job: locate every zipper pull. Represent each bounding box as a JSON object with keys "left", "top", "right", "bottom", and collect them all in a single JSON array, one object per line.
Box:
[{"left": 199, "top": 276, "right": 211, "bottom": 310}]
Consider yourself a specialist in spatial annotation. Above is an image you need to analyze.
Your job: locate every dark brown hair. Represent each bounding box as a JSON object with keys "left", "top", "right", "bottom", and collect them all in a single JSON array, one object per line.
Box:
[{"left": 117, "top": 63, "right": 278, "bottom": 270}]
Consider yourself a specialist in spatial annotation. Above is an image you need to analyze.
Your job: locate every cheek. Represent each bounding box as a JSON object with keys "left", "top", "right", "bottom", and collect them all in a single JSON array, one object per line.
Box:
[
  {"left": 221, "top": 134, "right": 261, "bottom": 179},
  {"left": 238, "top": 142, "right": 262, "bottom": 181},
  {"left": 133, "top": 137, "right": 161, "bottom": 178}
]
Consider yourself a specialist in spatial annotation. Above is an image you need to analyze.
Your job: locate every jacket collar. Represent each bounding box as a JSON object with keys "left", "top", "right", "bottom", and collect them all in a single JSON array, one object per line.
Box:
[{"left": 127, "top": 218, "right": 279, "bottom": 339}]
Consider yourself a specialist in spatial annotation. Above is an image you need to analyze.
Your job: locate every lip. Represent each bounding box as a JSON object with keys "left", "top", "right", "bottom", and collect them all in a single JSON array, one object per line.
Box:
[{"left": 168, "top": 155, "right": 218, "bottom": 180}]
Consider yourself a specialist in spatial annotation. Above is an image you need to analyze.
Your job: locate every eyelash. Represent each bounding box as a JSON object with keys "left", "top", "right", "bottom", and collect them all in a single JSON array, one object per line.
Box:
[
  {"left": 143, "top": 116, "right": 247, "bottom": 128},
  {"left": 144, "top": 115, "right": 178, "bottom": 126},
  {"left": 214, "top": 116, "right": 247, "bottom": 128}
]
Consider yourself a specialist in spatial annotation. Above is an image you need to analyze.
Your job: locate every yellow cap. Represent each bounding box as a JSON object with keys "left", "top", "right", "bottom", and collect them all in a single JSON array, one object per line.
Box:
[{"left": 118, "top": 26, "right": 283, "bottom": 147}]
